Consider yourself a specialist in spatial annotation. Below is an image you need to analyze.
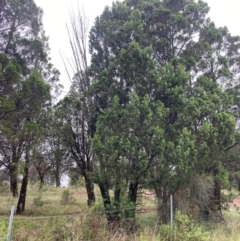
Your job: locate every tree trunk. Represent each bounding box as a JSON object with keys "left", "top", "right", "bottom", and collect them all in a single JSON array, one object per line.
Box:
[
  {"left": 157, "top": 186, "right": 170, "bottom": 224},
  {"left": 39, "top": 175, "right": 44, "bottom": 189},
  {"left": 84, "top": 175, "right": 95, "bottom": 206},
  {"left": 16, "top": 152, "right": 29, "bottom": 214},
  {"left": 99, "top": 182, "right": 120, "bottom": 231},
  {"left": 213, "top": 181, "right": 221, "bottom": 212},
  {"left": 203, "top": 166, "right": 224, "bottom": 221},
  {"left": 99, "top": 182, "right": 111, "bottom": 208},
  {"left": 237, "top": 178, "right": 240, "bottom": 192},
  {"left": 126, "top": 182, "right": 139, "bottom": 233},
  {"left": 9, "top": 164, "right": 18, "bottom": 197},
  {"left": 128, "top": 182, "right": 138, "bottom": 204},
  {"left": 55, "top": 164, "right": 61, "bottom": 187}
]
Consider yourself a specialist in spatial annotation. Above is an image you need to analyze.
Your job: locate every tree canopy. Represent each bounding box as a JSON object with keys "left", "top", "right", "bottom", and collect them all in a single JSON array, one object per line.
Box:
[{"left": 1, "top": 0, "right": 240, "bottom": 225}]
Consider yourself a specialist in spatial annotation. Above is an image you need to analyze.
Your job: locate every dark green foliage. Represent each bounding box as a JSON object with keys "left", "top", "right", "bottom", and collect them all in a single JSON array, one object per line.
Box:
[
  {"left": 159, "top": 211, "right": 209, "bottom": 241},
  {"left": 88, "top": 0, "right": 239, "bottom": 224},
  {"left": 0, "top": 0, "right": 60, "bottom": 214}
]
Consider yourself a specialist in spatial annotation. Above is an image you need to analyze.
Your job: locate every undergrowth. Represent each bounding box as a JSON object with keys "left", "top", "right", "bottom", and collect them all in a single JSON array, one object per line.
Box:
[{"left": 1, "top": 184, "right": 240, "bottom": 240}]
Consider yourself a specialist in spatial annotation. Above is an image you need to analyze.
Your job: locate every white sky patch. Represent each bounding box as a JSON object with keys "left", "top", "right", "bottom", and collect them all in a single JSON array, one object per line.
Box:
[{"left": 34, "top": 0, "right": 240, "bottom": 94}]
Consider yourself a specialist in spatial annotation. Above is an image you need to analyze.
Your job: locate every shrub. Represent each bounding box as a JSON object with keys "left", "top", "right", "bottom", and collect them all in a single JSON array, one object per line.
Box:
[
  {"left": 33, "top": 195, "right": 44, "bottom": 207},
  {"left": 60, "top": 189, "right": 76, "bottom": 205},
  {"left": 160, "top": 211, "right": 209, "bottom": 241}
]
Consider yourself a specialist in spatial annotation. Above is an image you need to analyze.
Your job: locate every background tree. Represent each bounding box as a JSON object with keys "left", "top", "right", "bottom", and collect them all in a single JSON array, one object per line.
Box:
[
  {"left": 56, "top": 6, "right": 97, "bottom": 206},
  {"left": 0, "top": 0, "right": 60, "bottom": 214},
  {"left": 55, "top": 96, "right": 96, "bottom": 206}
]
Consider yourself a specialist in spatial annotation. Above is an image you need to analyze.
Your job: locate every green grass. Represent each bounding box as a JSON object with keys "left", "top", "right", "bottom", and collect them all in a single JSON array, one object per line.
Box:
[{"left": 1, "top": 184, "right": 240, "bottom": 240}]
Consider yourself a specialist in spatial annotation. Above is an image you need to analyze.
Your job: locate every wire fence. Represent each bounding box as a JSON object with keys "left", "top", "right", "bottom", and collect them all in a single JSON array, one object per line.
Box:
[
  {"left": 0, "top": 194, "right": 240, "bottom": 241},
  {"left": 2, "top": 198, "right": 238, "bottom": 241}
]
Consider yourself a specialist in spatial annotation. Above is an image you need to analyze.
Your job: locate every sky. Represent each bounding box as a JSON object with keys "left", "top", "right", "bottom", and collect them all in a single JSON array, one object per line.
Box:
[{"left": 34, "top": 0, "right": 240, "bottom": 95}]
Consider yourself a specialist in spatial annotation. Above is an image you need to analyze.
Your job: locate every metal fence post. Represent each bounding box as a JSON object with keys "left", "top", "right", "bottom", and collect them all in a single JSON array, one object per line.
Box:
[
  {"left": 170, "top": 194, "right": 173, "bottom": 230},
  {"left": 170, "top": 195, "right": 173, "bottom": 241},
  {"left": 6, "top": 206, "right": 15, "bottom": 241}
]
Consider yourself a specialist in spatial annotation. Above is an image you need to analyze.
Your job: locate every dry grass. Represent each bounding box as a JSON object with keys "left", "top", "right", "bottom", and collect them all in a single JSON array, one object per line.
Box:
[
  {"left": 1, "top": 184, "right": 240, "bottom": 240},
  {"left": 205, "top": 211, "right": 240, "bottom": 241}
]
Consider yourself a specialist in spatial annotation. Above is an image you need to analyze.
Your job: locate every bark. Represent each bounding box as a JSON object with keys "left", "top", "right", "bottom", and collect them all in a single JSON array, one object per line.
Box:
[
  {"left": 55, "top": 172, "right": 61, "bottom": 187},
  {"left": 16, "top": 152, "right": 29, "bottom": 214},
  {"left": 128, "top": 182, "right": 138, "bottom": 204},
  {"left": 9, "top": 145, "right": 19, "bottom": 197},
  {"left": 124, "top": 182, "right": 139, "bottom": 233},
  {"left": 84, "top": 175, "right": 95, "bottom": 206},
  {"left": 157, "top": 186, "right": 170, "bottom": 224},
  {"left": 9, "top": 164, "right": 18, "bottom": 197},
  {"left": 99, "top": 182, "right": 111, "bottom": 209},
  {"left": 237, "top": 178, "right": 240, "bottom": 192},
  {"left": 36, "top": 167, "right": 44, "bottom": 189},
  {"left": 213, "top": 181, "right": 221, "bottom": 212},
  {"left": 39, "top": 175, "right": 44, "bottom": 189},
  {"left": 55, "top": 161, "right": 61, "bottom": 187},
  {"left": 98, "top": 182, "right": 120, "bottom": 231},
  {"left": 4, "top": 17, "right": 16, "bottom": 54},
  {"left": 114, "top": 188, "right": 121, "bottom": 205}
]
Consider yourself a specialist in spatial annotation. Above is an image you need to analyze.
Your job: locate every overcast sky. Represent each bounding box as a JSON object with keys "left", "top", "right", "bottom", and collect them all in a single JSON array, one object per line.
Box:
[{"left": 34, "top": 0, "right": 240, "bottom": 94}]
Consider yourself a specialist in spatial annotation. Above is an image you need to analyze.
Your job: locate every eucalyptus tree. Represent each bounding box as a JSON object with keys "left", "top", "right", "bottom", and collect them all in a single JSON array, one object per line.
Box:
[{"left": 56, "top": 6, "right": 97, "bottom": 206}]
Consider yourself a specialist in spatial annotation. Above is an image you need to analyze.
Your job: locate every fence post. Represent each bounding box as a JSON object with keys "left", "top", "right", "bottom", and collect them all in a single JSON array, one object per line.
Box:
[
  {"left": 170, "top": 194, "right": 173, "bottom": 230},
  {"left": 170, "top": 195, "right": 173, "bottom": 241},
  {"left": 6, "top": 206, "right": 15, "bottom": 241}
]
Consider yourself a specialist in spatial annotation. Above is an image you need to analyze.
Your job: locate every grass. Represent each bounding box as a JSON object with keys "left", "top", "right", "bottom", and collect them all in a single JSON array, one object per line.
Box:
[
  {"left": 1, "top": 183, "right": 240, "bottom": 240},
  {"left": 204, "top": 210, "right": 240, "bottom": 241}
]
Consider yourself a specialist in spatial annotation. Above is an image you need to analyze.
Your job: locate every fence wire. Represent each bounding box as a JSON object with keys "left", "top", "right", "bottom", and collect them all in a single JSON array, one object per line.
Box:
[{"left": 1, "top": 198, "right": 239, "bottom": 241}]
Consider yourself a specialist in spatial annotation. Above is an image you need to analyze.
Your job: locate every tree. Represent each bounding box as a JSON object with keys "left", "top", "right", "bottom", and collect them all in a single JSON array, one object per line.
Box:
[
  {"left": 56, "top": 6, "right": 97, "bottom": 206},
  {"left": 0, "top": 0, "right": 61, "bottom": 94},
  {"left": 0, "top": 0, "right": 60, "bottom": 214},
  {"left": 41, "top": 111, "right": 72, "bottom": 188},
  {"left": 89, "top": 0, "right": 238, "bottom": 224},
  {"left": 55, "top": 96, "right": 96, "bottom": 206},
  {"left": 0, "top": 58, "right": 51, "bottom": 211},
  {"left": 0, "top": 0, "right": 43, "bottom": 77},
  {"left": 93, "top": 92, "right": 166, "bottom": 229}
]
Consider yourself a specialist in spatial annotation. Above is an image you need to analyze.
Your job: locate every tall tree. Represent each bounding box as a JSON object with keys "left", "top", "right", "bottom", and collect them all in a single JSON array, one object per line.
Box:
[
  {"left": 93, "top": 91, "right": 167, "bottom": 228},
  {"left": 55, "top": 96, "right": 96, "bottom": 206},
  {"left": 57, "top": 6, "right": 97, "bottom": 206},
  {"left": 0, "top": 0, "right": 60, "bottom": 214},
  {"left": 89, "top": 0, "right": 238, "bottom": 224}
]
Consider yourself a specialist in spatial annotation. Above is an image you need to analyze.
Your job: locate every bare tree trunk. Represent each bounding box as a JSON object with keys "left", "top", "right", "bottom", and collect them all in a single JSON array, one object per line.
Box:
[
  {"left": 126, "top": 182, "right": 139, "bottom": 233},
  {"left": 157, "top": 186, "right": 170, "bottom": 224},
  {"left": 99, "top": 182, "right": 121, "bottom": 231},
  {"left": 10, "top": 146, "right": 19, "bottom": 197},
  {"left": 99, "top": 182, "right": 111, "bottom": 209},
  {"left": 128, "top": 182, "right": 138, "bottom": 204},
  {"left": 213, "top": 181, "right": 221, "bottom": 212},
  {"left": 55, "top": 173, "right": 61, "bottom": 187},
  {"left": 39, "top": 175, "right": 44, "bottom": 189},
  {"left": 237, "top": 178, "right": 240, "bottom": 192},
  {"left": 9, "top": 164, "right": 18, "bottom": 197},
  {"left": 84, "top": 175, "right": 95, "bottom": 206},
  {"left": 55, "top": 161, "right": 61, "bottom": 187},
  {"left": 16, "top": 151, "right": 29, "bottom": 214}
]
